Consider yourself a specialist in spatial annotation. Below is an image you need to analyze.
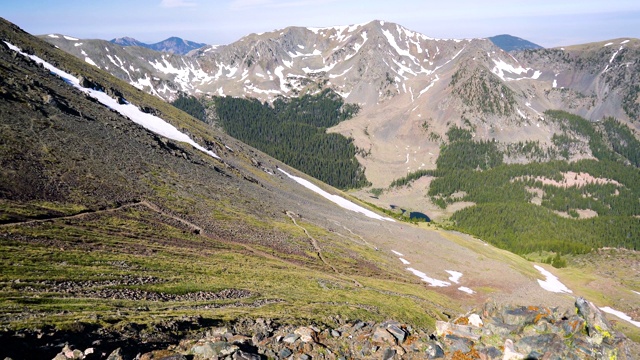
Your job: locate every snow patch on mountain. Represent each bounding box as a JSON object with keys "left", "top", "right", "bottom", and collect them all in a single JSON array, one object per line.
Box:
[
  {"left": 534, "top": 265, "right": 572, "bottom": 294},
  {"left": 406, "top": 268, "right": 450, "bottom": 287},
  {"left": 491, "top": 58, "right": 541, "bottom": 81},
  {"left": 600, "top": 307, "right": 640, "bottom": 328},
  {"left": 278, "top": 168, "right": 395, "bottom": 222},
  {"left": 84, "top": 57, "right": 97, "bottom": 67},
  {"left": 458, "top": 287, "right": 475, "bottom": 294},
  {"left": 445, "top": 270, "right": 463, "bottom": 284},
  {"left": 383, "top": 28, "right": 413, "bottom": 59},
  {"left": 418, "top": 75, "right": 439, "bottom": 97},
  {"left": 609, "top": 46, "right": 623, "bottom": 63}
]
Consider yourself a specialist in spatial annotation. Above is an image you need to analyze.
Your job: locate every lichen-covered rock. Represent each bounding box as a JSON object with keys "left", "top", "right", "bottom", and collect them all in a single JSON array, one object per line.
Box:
[
  {"left": 105, "top": 348, "right": 124, "bottom": 360},
  {"left": 294, "top": 326, "right": 317, "bottom": 343},
  {"left": 191, "top": 340, "right": 238, "bottom": 359},
  {"left": 139, "top": 350, "right": 187, "bottom": 360},
  {"left": 51, "top": 345, "right": 85, "bottom": 360},
  {"left": 576, "top": 296, "right": 616, "bottom": 345}
]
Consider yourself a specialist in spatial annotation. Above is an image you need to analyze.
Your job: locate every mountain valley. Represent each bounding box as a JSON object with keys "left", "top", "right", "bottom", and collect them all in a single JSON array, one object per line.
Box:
[{"left": 0, "top": 16, "right": 639, "bottom": 359}]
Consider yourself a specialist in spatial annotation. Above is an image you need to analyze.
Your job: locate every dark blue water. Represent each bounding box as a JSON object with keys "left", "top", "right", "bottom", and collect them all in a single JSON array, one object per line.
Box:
[{"left": 409, "top": 211, "right": 430, "bottom": 222}]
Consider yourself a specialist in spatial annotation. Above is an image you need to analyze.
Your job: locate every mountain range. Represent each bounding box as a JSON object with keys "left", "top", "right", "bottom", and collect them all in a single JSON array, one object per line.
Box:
[
  {"left": 1, "top": 16, "right": 639, "bottom": 358},
  {"left": 110, "top": 36, "right": 207, "bottom": 55},
  {"left": 41, "top": 20, "right": 639, "bottom": 193}
]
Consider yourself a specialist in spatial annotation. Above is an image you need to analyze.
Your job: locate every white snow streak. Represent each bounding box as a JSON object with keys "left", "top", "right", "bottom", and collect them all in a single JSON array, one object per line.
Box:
[
  {"left": 273, "top": 66, "right": 289, "bottom": 93},
  {"left": 382, "top": 29, "right": 413, "bottom": 58},
  {"left": 600, "top": 307, "right": 640, "bottom": 328},
  {"left": 633, "top": 290, "right": 640, "bottom": 296},
  {"left": 445, "top": 270, "right": 463, "bottom": 284},
  {"left": 328, "top": 66, "right": 352, "bottom": 79},
  {"left": 63, "top": 35, "right": 79, "bottom": 41},
  {"left": 84, "top": 57, "right": 97, "bottom": 66},
  {"left": 399, "top": 258, "right": 410, "bottom": 265},
  {"left": 4, "top": 41, "right": 220, "bottom": 161},
  {"left": 609, "top": 46, "right": 622, "bottom": 63},
  {"left": 244, "top": 83, "right": 281, "bottom": 95},
  {"left": 418, "top": 75, "right": 439, "bottom": 97},
  {"left": 458, "top": 287, "right": 475, "bottom": 294},
  {"left": 278, "top": 168, "right": 395, "bottom": 222},
  {"left": 406, "top": 268, "right": 451, "bottom": 287},
  {"left": 534, "top": 265, "right": 572, "bottom": 294},
  {"left": 491, "top": 58, "right": 540, "bottom": 81},
  {"left": 148, "top": 56, "right": 213, "bottom": 91},
  {"left": 620, "top": 40, "right": 630, "bottom": 44},
  {"left": 391, "top": 250, "right": 404, "bottom": 256}
]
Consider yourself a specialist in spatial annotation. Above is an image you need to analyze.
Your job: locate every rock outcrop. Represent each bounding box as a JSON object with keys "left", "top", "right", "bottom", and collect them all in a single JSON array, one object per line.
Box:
[{"left": 47, "top": 298, "right": 635, "bottom": 360}]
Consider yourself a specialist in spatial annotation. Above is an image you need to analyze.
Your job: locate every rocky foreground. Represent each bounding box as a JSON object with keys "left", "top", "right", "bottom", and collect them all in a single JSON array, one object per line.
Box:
[{"left": 23, "top": 298, "right": 632, "bottom": 360}]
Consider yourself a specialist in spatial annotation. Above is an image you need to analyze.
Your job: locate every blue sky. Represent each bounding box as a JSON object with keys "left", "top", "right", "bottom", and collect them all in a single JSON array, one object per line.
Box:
[{"left": 2, "top": 0, "right": 639, "bottom": 47}]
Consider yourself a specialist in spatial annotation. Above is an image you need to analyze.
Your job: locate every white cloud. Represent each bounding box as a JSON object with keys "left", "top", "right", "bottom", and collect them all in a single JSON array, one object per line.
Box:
[{"left": 160, "top": 0, "right": 197, "bottom": 8}]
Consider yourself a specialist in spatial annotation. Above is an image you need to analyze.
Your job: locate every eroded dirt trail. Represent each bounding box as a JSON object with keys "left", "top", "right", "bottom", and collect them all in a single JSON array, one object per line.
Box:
[{"left": 286, "top": 211, "right": 362, "bottom": 287}]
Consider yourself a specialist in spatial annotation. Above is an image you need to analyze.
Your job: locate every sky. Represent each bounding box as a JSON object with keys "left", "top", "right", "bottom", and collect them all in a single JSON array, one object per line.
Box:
[{"left": 1, "top": 0, "right": 639, "bottom": 47}]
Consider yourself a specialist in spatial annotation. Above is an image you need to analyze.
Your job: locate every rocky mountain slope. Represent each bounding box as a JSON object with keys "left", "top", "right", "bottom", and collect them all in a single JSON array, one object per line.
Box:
[
  {"left": 110, "top": 36, "right": 207, "bottom": 55},
  {"left": 44, "top": 20, "right": 639, "bottom": 126},
  {"left": 1, "top": 17, "right": 639, "bottom": 358}
]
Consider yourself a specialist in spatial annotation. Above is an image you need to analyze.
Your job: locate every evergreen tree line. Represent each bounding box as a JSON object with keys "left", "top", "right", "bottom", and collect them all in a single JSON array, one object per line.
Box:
[
  {"left": 208, "top": 91, "right": 369, "bottom": 189},
  {"left": 451, "top": 202, "right": 639, "bottom": 254},
  {"left": 601, "top": 117, "right": 640, "bottom": 167},
  {"left": 272, "top": 89, "right": 361, "bottom": 128},
  {"left": 428, "top": 159, "right": 640, "bottom": 214},
  {"left": 546, "top": 110, "right": 640, "bottom": 165},
  {"left": 171, "top": 95, "right": 206, "bottom": 121},
  {"left": 432, "top": 163, "right": 640, "bottom": 254},
  {"left": 436, "top": 140, "right": 503, "bottom": 171}
]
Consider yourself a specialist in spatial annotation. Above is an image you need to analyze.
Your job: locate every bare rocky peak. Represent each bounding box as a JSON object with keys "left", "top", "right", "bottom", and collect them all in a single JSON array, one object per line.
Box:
[{"left": 190, "top": 20, "right": 498, "bottom": 104}]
